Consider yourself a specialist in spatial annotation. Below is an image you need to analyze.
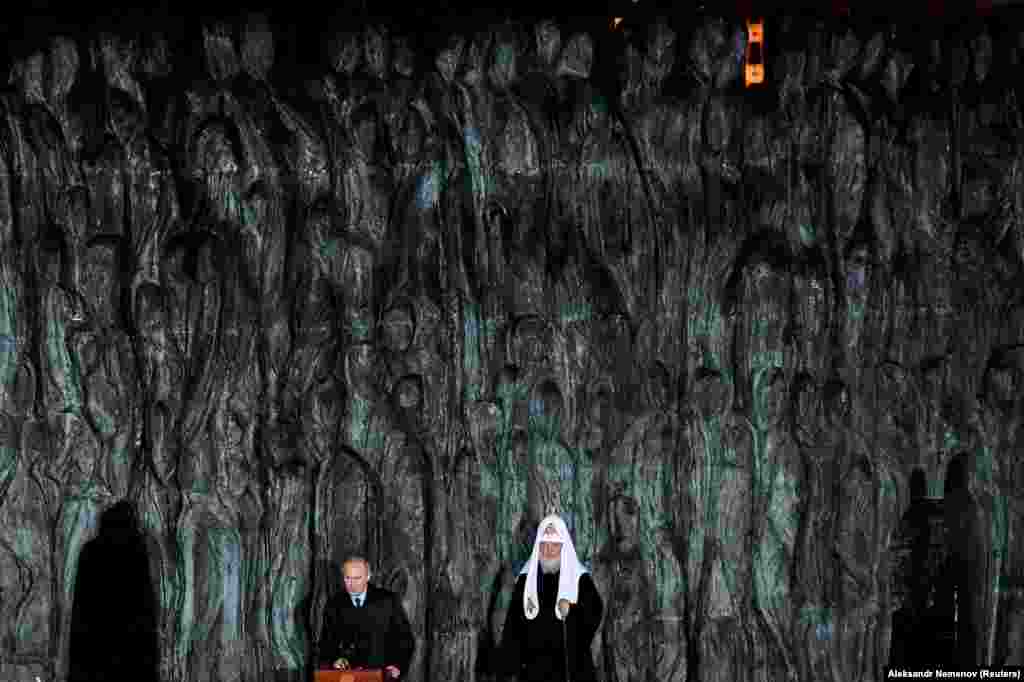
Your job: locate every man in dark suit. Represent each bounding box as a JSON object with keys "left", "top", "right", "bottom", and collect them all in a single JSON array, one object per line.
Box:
[{"left": 318, "top": 556, "right": 415, "bottom": 678}]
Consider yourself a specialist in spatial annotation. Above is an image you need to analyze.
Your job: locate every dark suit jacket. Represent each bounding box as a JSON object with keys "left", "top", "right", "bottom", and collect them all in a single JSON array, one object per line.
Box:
[{"left": 318, "top": 584, "right": 415, "bottom": 671}]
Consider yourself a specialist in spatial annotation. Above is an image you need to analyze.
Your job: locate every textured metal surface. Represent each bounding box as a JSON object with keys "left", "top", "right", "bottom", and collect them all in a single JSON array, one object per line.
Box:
[{"left": 0, "top": 10, "right": 1021, "bottom": 682}]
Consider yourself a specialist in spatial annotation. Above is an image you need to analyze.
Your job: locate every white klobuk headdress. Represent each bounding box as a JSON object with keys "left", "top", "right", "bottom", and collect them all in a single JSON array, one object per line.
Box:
[{"left": 520, "top": 514, "right": 589, "bottom": 621}]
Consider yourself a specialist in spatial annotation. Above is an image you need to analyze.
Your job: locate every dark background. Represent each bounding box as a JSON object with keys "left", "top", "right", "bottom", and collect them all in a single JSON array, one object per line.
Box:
[{"left": 6, "top": 0, "right": 1024, "bottom": 82}]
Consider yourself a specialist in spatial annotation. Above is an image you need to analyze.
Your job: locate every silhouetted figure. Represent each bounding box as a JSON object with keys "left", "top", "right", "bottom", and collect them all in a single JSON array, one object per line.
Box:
[
  {"left": 889, "top": 468, "right": 955, "bottom": 667},
  {"left": 68, "top": 501, "right": 159, "bottom": 682},
  {"left": 944, "top": 453, "right": 985, "bottom": 666}
]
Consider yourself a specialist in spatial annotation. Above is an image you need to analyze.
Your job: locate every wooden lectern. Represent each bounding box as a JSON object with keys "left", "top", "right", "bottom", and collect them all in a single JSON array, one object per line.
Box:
[{"left": 314, "top": 669, "right": 384, "bottom": 682}]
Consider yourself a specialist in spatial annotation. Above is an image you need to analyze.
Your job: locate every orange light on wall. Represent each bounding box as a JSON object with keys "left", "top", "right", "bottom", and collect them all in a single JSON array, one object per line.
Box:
[
  {"left": 745, "top": 18, "right": 765, "bottom": 87},
  {"left": 611, "top": 16, "right": 624, "bottom": 30}
]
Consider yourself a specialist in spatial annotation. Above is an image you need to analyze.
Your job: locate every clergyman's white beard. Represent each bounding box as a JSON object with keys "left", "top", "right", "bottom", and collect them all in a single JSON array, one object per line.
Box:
[{"left": 540, "top": 557, "right": 561, "bottom": 574}]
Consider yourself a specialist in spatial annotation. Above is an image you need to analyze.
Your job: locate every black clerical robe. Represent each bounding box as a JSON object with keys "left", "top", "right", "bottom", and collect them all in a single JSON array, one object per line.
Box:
[
  {"left": 318, "top": 584, "right": 415, "bottom": 671},
  {"left": 499, "top": 571, "right": 603, "bottom": 682}
]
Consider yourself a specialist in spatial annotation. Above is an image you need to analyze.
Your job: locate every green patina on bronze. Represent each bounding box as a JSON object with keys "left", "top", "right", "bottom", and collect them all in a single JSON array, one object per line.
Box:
[
  {"left": 0, "top": 14, "right": 1020, "bottom": 682},
  {"left": 462, "top": 302, "right": 484, "bottom": 402},
  {"left": 0, "top": 261, "right": 16, "bottom": 394}
]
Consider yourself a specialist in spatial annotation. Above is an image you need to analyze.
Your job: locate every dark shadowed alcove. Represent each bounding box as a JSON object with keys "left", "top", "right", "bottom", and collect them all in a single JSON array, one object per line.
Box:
[
  {"left": 889, "top": 468, "right": 953, "bottom": 667},
  {"left": 943, "top": 451, "right": 988, "bottom": 667},
  {"left": 67, "top": 501, "right": 159, "bottom": 682},
  {"left": 889, "top": 453, "right": 989, "bottom": 669}
]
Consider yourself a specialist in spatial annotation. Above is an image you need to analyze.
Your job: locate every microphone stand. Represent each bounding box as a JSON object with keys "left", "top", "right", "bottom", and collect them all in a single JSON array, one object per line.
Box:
[{"left": 562, "top": 613, "right": 571, "bottom": 682}]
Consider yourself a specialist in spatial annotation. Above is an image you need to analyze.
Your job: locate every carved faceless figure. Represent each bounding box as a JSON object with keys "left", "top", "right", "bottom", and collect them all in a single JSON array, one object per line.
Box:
[
  {"left": 393, "top": 373, "right": 425, "bottom": 436},
  {"left": 599, "top": 183, "right": 630, "bottom": 259},
  {"left": 11, "top": 53, "right": 46, "bottom": 104},
  {"left": 47, "top": 35, "right": 79, "bottom": 102},
  {"left": 692, "top": 368, "right": 730, "bottom": 421},
  {"left": 972, "top": 31, "right": 993, "bottom": 85},
  {"left": 534, "top": 21, "right": 561, "bottom": 71},
  {"left": 527, "top": 378, "right": 573, "bottom": 527},
  {"left": 494, "top": 364, "right": 522, "bottom": 409},
  {"left": 505, "top": 427, "right": 532, "bottom": 562},
  {"left": 530, "top": 379, "right": 564, "bottom": 439},
  {"left": 195, "top": 122, "right": 241, "bottom": 225},
  {"left": 81, "top": 241, "right": 119, "bottom": 331},
  {"left": 239, "top": 179, "right": 269, "bottom": 252},
  {"left": 732, "top": 246, "right": 792, "bottom": 406},
  {"left": 381, "top": 302, "right": 415, "bottom": 357},
  {"left": 845, "top": 243, "right": 872, "bottom": 302},
  {"left": 792, "top": 373, "right": 822, "bottom": 447},
  {"left": 433, "top": 35, "right": 463, "bottom": 83},
  {"left": 303, "top": 376, "right": 345, "bottom": 466},
  {"left": 487, "top": 31, "right": 519, "bottom": 90},
  {"left": 579, "top": 380, "right": 614, "bottom": 452},
  {"left": 824, "top": 377, "right": 852, "bottom": 430},
  {"left": 792, "top": 262, "right": 832, "bottom": 374},
  {"left": 983, "top": 363, "right": 1018, "bottom": 415},
  {"left": 597, "top": 488, "right": 655, "bottom": 682},
  {"left": 55, "top": 185, "right": 90, "bottom": 292},
  {"left": 876, "top": 361, "right": 915, "bottom": 445},
  {"left": 345, "top": 342, "right": 379, "bottom": 400},
  {"left": 364, "top": 26, "right": 389, "bottom": 81},
  {"left": 594, "top": 312, "right": 632, "bottom": 378},
  {"left": 643, "top": 361, "right": 672, "bottom": 415},
  {"left": 644, "top": 418, "right": 676, "bottom": 466},
  {"left": 292, "top": 205, "right": 335, "bottom": 337},
  {"left": 608, "top": 493, "right": 641, "bottom": 557},
  {"left": 342, "top": 241, "right": 375, "bottom": 311},
  {"left": 753, "top": 366, "right": 788, "bottom": 430},
  {"left": 509, "top": 315, "right": 553, "bottom": 384},
  {"left": 219, "top": 434, "right": 255, "bottom": 503},
  {"left": 328, "top": 31, "right": 362, "bottom": 76},
  {"left": 108, "top": 88, "right": 145, "bottom": 149}
]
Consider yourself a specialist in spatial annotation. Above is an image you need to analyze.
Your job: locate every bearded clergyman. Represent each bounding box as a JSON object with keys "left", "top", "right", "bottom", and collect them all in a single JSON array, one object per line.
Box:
[{"left": 498, "top": 514, "right": 604, "bottom": 681}]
